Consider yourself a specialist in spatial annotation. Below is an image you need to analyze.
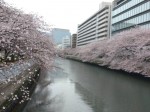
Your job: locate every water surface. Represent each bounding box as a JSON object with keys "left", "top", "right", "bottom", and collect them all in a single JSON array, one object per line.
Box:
[{"left": 24, "top": 59, "right": 150, "bottom": 112}]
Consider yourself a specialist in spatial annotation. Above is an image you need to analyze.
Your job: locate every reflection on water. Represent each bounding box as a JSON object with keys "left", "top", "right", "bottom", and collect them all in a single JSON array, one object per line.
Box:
[
  {"left": 75, "top": 83, "right": 105, "bottom": 112},
  {"left": 23, "top": 63, "right": 93, "bottom": 112},
  {"left": 24, "top": 59, "right": 150, "bottom": 112}
]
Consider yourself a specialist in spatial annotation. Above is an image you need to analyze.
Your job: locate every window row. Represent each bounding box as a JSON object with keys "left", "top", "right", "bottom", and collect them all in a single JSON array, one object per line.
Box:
[
  {"left": 78, "top": 30, "right": 96, "bottom": 39},
  {"left": 113, "top": 0, "right": 144, "bottom": 16},
  {"left": 78, "top": 24, "right": 96, "bottom": 36},
  {"left": 77, "top": 35, "right": 96, "bottom": 43},
  {"left": 78, "top": 22, "right": 96, "bottom": 33},
  {"left": 112, "top": 1, "right": 150, "bottom": 24},
  {"left": 112, "top": 12, "right": 150, "bottom": 31},
  {"left": 112, "top": 22, "right": 150, "bottom": 34},
  {"left": 140, "top": 23, "right": 150, "bottom": 29},
  {"left": 79, "top": 17, "right": 96, "bottom": 30}
]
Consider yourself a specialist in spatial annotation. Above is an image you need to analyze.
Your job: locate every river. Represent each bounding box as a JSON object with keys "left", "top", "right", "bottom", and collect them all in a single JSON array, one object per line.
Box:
[{"left": 23, "top": 58, "right": 150, "bottom": 112}]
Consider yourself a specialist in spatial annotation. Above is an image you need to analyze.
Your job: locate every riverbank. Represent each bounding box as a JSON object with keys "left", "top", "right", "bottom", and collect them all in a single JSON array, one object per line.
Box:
[
  {"left": 60, "top": 28, "right": 150, "bottom": 77},
  {"left": 0, "top": 60, "right": 40, "bottom": 112},
  {"left": 64, "top": 56, "right": 150, "bottom": 80}
]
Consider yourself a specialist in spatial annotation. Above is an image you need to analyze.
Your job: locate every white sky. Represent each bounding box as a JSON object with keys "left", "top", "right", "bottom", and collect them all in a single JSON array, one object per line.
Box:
[{"left": 5, "top": 0, "right": 113, "bottom": 34}]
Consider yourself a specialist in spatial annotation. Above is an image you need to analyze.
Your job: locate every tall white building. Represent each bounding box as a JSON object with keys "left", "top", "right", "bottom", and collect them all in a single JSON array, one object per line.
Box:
[
  {"left": 77, "top": 2, "right": 112, "bottom": 46},
  {"left": 62, "top": 36, "right": 71, "bottom": 48}
]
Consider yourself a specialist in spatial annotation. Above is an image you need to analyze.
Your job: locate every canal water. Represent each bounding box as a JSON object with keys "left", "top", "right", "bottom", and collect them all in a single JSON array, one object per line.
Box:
[{"left": 23, "top": 59, "right": 150, "bottom": 112}]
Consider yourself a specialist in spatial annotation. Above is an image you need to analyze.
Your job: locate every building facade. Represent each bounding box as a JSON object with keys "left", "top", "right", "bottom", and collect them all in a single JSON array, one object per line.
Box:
[
  {"left": 77, "top": 2, "right": 112, "bottom": 46},
  {"left": 62, "top": 36, "right": 71, "bottom": 48},
  {"left": 112, "top": 0, "right": 150, "bottom": 35},
  {"left": 52, "top": 28, "right": 71, "bottom": 45},
  {"left": 71, "top": 34, "right": 77, "bottom": 48}
]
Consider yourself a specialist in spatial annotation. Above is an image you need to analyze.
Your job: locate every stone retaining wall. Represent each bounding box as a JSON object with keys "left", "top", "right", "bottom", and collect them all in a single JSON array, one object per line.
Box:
[{"left": 0, "top": 60, "right": 40, "bottom": 112}]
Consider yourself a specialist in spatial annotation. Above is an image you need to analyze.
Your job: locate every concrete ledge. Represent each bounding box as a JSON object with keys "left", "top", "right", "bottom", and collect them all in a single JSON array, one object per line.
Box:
[{"left": 0, "top": 64, "right": 40, "bottom": 112}]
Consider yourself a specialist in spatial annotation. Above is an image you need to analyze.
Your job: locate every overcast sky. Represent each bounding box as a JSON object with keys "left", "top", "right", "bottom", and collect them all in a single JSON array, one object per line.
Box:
[{"left": 5, "top": 0, "right": 113, "bottom": 34}]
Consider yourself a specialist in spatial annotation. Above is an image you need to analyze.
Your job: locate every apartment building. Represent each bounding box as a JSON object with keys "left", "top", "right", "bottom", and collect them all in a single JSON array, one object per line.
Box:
[
  {"left": 71, "top": 34, "right": 77, "bottom": 48},
  {"left": 77, "top": 2, "right": 112, "bottom": 46},
  {"left": 112, "top": 0, "right": 150, "bottom": 35}
]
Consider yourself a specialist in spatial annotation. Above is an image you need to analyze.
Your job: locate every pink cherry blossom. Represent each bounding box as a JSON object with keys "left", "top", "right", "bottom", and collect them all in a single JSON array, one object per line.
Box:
[{"left": 61, "top": 27, "right": 150, "bottom": 76}]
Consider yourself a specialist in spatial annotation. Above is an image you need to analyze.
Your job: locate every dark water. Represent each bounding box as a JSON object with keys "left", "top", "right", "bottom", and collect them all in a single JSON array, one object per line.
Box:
[{"left": 23, "top": 59, "right": 150, "bottom": 112}]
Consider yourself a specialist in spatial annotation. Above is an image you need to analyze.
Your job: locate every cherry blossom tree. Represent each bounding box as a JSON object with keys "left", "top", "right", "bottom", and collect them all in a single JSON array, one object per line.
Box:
[
  {"left": 62, "top": 27, "right": 150, "bottom": 76},
  {"left": 0, "top": 0, "right": 55, "bottom": 110},
  {"left": 0, "top": 0, "right": 55, "bottom": 69}
]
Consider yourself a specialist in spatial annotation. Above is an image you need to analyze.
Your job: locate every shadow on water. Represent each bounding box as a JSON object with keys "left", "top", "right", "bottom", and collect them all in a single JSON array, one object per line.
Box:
[{"left": 24, "top": 58, "right": 150, "bottom": 112}]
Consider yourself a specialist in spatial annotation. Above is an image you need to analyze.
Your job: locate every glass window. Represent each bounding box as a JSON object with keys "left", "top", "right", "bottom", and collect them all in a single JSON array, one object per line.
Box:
[
  {"left": 113, "top": 0, "right": 145, "bottom": 16},
  {"left": 113, "top": 1, "right": 150, "bottom": 24}
]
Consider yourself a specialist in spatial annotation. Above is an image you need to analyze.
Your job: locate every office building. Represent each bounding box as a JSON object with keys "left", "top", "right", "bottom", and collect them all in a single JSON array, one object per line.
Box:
[
  {"left": 52, "top": 28, "right": 71, "bottom": 45},
  {"left": 62, "top": 36, "right": 71, "bottom": 48},
  {"left": 71, "top": 34, "right": 77, "bottom": 48},
  {"left": 77, "top": 2, "right": 112, "bottom": 46},
  {"left": 112, "top": 0, "right": 150, "bottom": 35}
]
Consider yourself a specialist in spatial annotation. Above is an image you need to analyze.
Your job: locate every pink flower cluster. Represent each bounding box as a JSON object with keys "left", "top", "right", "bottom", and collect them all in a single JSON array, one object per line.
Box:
[
  {"left": 62, "top": 27, "right": 150, "bottom": 76},
  {"left": 0, "top": 0, "right": 55, "bottom": 69}
]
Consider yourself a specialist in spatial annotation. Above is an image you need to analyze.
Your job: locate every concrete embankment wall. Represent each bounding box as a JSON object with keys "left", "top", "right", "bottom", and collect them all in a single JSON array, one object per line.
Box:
[{"left": 0, "top": 61, "right": 40, "bottom": 112}]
